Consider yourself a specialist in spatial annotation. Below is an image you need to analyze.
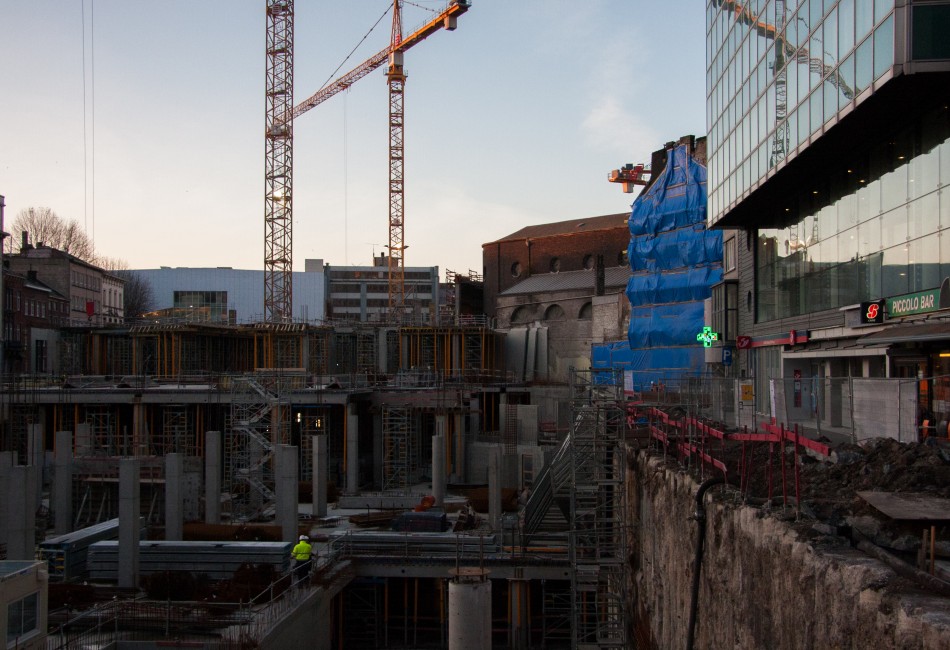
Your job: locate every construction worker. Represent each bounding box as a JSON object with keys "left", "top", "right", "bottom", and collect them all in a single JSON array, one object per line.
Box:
[{"left": 291, "top": 534, "right": 312, "bottom": 582}]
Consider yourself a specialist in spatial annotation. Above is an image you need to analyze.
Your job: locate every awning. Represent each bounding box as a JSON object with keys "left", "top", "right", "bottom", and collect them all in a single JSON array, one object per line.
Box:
[
  {"left": 783, "top": 345, "right": 888, "bottom": 359},
  {"left": 857, "top": 321, "right": 950, "bottom": 346}
]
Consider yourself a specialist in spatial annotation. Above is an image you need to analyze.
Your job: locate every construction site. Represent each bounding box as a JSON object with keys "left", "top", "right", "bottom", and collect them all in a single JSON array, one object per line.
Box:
[{"left": 4, "top": 0, "right": 950, "bottom": 648}]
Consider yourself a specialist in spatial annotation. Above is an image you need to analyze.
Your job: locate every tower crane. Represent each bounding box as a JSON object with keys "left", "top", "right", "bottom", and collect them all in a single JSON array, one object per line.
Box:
[
  {"left": 608, "top": 163, "right": 651, "bottom": 193},
  {"left": 263, "top": 0, "right": 470, "bottom": 323}
]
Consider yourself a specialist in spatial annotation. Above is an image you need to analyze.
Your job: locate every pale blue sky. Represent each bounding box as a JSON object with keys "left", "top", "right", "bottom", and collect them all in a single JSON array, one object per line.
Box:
[{"left": 0, "top": 1, "right": 705, "bottom": 275}]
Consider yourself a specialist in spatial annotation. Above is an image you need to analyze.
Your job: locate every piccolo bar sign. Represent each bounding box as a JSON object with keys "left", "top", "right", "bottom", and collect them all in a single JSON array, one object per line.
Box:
[{"left": 887, "top": 288, "right": 941, "bottom": 317}]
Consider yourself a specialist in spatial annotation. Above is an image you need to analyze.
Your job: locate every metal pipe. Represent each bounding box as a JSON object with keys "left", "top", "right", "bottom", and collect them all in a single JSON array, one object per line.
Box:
[{"left": 686, "top": 475, "right": 726, "bottom": 650}]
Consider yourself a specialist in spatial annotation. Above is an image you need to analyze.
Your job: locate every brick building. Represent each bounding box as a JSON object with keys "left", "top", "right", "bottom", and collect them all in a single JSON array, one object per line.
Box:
[
  {"left": 7, "top": 241, "right": 124, "bottom": 327},
  {"left": 482, "top": 213, "right": 631, "bottom": 317},
  {"left": 2, "top": 268, "right": 69, "bottom": 374}
]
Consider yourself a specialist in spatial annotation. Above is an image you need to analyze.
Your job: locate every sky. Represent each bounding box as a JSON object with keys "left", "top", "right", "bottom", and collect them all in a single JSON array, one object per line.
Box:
[{"left": 0, "top": 0, "right": 706, "bottom": 276}]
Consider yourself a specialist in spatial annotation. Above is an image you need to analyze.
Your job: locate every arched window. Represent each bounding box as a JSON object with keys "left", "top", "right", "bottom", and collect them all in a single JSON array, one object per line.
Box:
[
  {"left": 579, "top": 302, "right": 593, "bottom": 320},
  {"left": 543, "top": 304, "right": 566, "bottom": 321},
  {"left": 511, "top": 261, "right": 523, "bottom": 278},
  {"left": 511, "top": 305, "right": 530, "bottom": 323},
  {"left": 549, "top": 257, "right": 561, "bottom": 273},
  {"left": 583, "top": 254, "right": 594, "bottom": 270}
]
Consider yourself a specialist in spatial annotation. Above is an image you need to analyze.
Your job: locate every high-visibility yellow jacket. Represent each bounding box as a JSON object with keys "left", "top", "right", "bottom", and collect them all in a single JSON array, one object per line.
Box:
[{"left": 291, "top": 540, "right": 312, "bottom": 561}]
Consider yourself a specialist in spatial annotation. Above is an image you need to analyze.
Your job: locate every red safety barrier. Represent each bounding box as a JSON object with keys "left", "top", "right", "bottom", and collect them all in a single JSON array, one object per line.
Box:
[{"left": 639, "top": 404, "right": 834, "bottom": 508}]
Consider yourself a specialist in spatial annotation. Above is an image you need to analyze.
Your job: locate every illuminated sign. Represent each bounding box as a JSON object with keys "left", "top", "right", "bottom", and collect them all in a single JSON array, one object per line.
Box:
[
  {"left": 696, "top": 326, "right": 720, "bottom": 347},
  {"left": 860, "top": 300, "right": 885, "bottom": 324}
]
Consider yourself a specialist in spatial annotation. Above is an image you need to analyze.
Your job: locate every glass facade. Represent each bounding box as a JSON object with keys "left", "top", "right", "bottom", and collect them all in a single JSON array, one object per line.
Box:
[
  {"left": 756, "top": 104, "right": 950, "bottom": 321},
  {"left": 706, "top": 0, "right": 896, "bottom": 223}
]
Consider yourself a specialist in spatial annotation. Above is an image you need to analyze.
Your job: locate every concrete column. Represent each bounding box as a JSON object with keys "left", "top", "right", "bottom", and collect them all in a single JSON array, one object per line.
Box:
[
  {"left": 75, "top": 422, "right": 91, "bottom": 456},
  {"left": 0, "top": 452, "right": 11, "bottom": 555},
  {"left": 312, "top": 435, "right": 327, "bottom": 518},
  {"left": 132, "top": 400, "right": 148, "bottom": 456},
  {"left": 276, "top": 445, "right": 299, "bottom": 542},
  {"left": 489, "top": 447, "right": 501, "bottom": 531},
  {"left": 28, "top": 423, "right": 43, "bottom": 503},
  {"left": 204, "top": 431, "right": 221, "bottom": 524},
  {"left": 53, "top": 431, "right": 73, "bottom": 535},
  {"left": 346, "top": 403, "right": 359, "bottom": 494},
  {"left": 6, "top": 465, "right": 36, "bottom": 560},
  {"left": 432, "top": 434, "right": 446, "bottom": 507},
  {"left": 507, "top": 578, "right": 530, "bottom": 649},
  {"left": 165, "top": 453, "right": 183, "bottom": 541},
  {"left": 118, "top": 458, "right": 141, "bottom": 590},
  {"left": 448, "top": 569, "right": 492, "bottom": 650}
]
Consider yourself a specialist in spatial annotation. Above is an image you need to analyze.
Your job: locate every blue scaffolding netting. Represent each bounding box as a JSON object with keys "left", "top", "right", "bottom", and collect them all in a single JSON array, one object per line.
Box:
[{"left": 592, "top": 143, "right": 722, "bottom": 388}]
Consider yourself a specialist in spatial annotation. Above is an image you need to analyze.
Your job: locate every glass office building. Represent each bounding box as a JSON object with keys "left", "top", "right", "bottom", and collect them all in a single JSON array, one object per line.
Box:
[{"left": 708, "top": 0, "right": 950, "bottom": 323}]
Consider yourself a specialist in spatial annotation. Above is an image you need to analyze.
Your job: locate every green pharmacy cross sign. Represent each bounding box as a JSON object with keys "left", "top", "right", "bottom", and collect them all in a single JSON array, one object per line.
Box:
[{"left": 697, "top": 326, "right": 720, "bottom": 347}]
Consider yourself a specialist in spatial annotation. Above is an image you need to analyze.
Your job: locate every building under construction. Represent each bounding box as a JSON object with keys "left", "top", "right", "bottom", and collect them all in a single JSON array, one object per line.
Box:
[{"left": 0, "top": 316, "right": 635, "bottom": 649}]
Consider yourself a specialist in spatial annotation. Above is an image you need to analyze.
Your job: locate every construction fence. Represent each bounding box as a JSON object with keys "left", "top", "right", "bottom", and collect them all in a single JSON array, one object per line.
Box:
[{"left": 627, "top": 373, "right": 938, "bottom": 444}]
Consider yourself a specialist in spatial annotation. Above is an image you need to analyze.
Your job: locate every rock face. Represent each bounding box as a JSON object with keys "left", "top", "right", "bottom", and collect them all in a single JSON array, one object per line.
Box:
[{"left": 629, "top": 452, "right": 950, "bottom": 649}]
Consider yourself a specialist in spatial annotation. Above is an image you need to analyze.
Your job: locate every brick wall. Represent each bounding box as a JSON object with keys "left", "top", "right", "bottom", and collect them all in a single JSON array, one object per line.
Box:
[{"left": 483, "top": 227, "right": 630, "bottom": 315}]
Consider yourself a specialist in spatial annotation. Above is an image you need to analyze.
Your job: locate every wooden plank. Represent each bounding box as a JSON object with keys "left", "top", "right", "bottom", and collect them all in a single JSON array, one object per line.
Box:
[{"left": 857, "top": 491, "right": 950, "bottom": 521}]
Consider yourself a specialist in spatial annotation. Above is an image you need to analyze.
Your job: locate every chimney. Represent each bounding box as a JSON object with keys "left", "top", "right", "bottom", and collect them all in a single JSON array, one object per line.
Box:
[{"left": 20, "top": 231, "right": 30, "bottom": 251}]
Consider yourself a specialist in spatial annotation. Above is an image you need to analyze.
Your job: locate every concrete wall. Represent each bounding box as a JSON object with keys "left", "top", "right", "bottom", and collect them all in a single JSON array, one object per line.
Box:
[
  {"left": 259, "top": 588, "right": 332, "bottom": 650},
  {"left": 630, "top": 452, "right": 950, "bottom": 649}
]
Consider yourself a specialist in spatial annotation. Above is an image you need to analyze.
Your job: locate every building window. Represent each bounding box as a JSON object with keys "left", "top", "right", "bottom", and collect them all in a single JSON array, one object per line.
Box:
[
  {"left": 510, "top": 305, "right": 530, "bottom": 324},
  {"left": 35, "top": 339, "right": 47, "bottom": 373},
  {"left": 543, "top": 304, "right": 565, "bottom": 321},
  {"left": 583, "top": 254, "right": 594, "bottom": 270},
  {"left": 712, "top": 281, "right": 738, "bottom": 341},
  {"left": 511, "top": 262, "right": 522, "bottom": 278},
  {"left": 579, "top": 302, "right": 593, "bottom": 320},
  {"left": 549, "top": 257, "right": 561, "bottom": 273},
  {"left": 724, "top": 236, "right": 737, "bottom": 273},
  {"left": 6, "top": 591, "right": 39, "bottom": 644}
]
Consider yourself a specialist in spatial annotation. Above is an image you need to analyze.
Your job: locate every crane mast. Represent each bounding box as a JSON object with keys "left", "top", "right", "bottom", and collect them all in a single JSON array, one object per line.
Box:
[
  {"left": 387, "top": 1, "right": 407, "bottom": 317},
  {"left": 264, "top": 0, "right": 294, "bottom": 323},
  {"left": 264, "top": 1, "right": 469, "bottom": 324}
]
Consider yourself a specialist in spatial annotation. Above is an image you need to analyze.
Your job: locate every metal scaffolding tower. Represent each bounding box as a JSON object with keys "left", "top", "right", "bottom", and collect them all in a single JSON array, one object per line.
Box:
[
  {"left": 309, "top": 329, "right": 331, "bottom": 375},
  {"left": 462, "top": 329, "right": 483, "bottom": 372},
  {"left": 159, "top": 405, "right": 189, "bottom": 456},
  {"left": 87, "top": 407, "right": 119, "bottom": 456},
  {"left": 356, "top": 328, "right": 377, "bottom": 375},
  {"left": 264, "top": 0, "right": 294, "bottom": 323},
  {"left": 382, "top": 405, "right": 412, "bottom": 491},
  {"left": 569, "top": 369, "right": 628, "bottom": 649},
  {"left": 225, "top": 373, "right": 291, "bottom": 520}
]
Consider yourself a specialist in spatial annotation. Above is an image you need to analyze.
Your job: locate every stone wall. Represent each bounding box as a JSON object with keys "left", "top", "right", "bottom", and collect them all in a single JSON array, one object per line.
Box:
[{"left": 630, "top": 452, "right": 950, "bottom": 649}]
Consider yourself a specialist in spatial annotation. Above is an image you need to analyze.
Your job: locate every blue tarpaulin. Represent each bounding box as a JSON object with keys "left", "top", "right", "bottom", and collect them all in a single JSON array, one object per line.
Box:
[{"left": 592, "top": 143, "right": 722, "bottom": 381}]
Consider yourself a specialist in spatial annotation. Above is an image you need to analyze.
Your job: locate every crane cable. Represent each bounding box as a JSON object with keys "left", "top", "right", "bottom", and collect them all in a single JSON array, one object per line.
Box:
[{"left": 317, "top": 3, "right": 392, "bottom": 92}]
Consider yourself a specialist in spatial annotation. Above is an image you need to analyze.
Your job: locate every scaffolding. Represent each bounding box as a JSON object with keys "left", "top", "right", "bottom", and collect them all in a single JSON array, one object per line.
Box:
[
  {"left": 541, "top": 579, "right": 573, "bottom": 646},
  {"left": 225, "top": 373, "right": 293, "bottom": 520},
  {"left": 382, "top": 406, "right": 413, "bottom": 491},
  {"left": 87, "top": 406, "right": 120, "bottom": 456},
  {"left": 309, "top": 328, "right": 331, "bottom": 375},
  {"left": 59, "top": 331, "right": 84, "bottom": 376},
  {"left": 158, "top": 405, "right": 190, "bottom": 456},
  {"left": 569, "top": 368, "right": 628, "bottom": 649},
  {"left": 356, "top": 328, "right": 377, "bottom": 374},
  {"left": 341, "top": 578, "right": 383, "bottom": 647},
  {"left": 462, "top": 328, "right": 484, "bottom": 372}
]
